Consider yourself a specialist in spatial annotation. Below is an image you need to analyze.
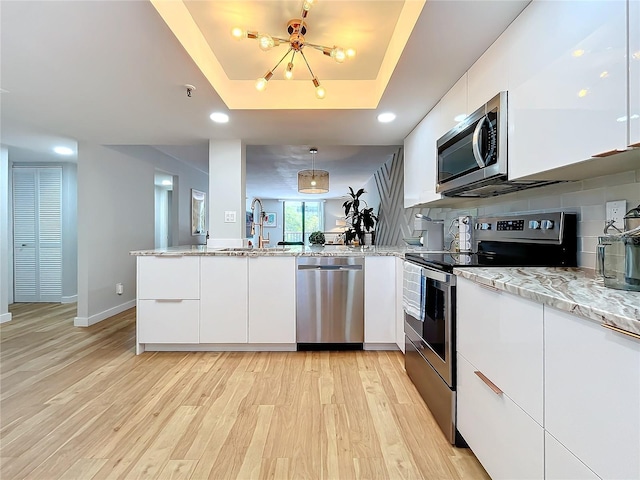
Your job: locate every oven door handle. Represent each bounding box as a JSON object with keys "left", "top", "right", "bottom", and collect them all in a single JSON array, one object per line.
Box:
[
  {"left": 420, "top": 266, "right": 455, "bottom": 284},
  {"left": 472, "top": 115, "right": 488, "bottom": 168}
]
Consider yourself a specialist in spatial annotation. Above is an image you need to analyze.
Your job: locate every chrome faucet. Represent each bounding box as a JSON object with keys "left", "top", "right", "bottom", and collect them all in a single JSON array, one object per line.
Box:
[{"left": 250, "top": 197, "right": 270, "bottom": 248}]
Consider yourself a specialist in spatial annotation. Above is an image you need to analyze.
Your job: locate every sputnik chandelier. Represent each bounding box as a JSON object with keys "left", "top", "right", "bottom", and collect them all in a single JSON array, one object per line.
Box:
[{"left": 231, "top": 0, "right": 356, "bottom": 99}]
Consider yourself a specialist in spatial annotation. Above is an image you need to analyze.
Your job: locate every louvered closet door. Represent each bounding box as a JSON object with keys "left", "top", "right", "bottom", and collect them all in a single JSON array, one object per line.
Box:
[{"left": 13, "top": 167, "right": 62, "bottom": 302}]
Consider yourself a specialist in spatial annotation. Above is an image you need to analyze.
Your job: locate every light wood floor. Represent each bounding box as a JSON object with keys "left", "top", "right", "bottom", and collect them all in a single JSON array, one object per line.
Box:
[{"left": 0, "top": 303, "right": 489, "bottom": 480}]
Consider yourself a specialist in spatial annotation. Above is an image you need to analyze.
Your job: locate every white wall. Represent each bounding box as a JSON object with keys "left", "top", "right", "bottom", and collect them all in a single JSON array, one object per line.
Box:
[
  {"left": 61, "top": 163, "right": 77, "bottom": 302},
  {"left": 75, "top": 143, "right": 207, "bottom": 326},
  {"left": 0, "top": 147, "right": 11, "bottom": 323}
]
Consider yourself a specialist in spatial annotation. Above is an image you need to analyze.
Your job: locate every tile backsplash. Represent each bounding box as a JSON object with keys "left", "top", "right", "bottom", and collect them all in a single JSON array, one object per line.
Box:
[{"left": 421, "top": 169, "right": 640, "bottom": 269}]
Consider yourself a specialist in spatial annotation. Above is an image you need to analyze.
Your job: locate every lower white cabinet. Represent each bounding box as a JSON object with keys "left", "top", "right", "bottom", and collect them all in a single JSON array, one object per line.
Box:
[
  {"left": 364, "top": 257, "right": 396, "bottom": 345},
  {"left": 200, "top": 256, "right": 248, "bottom": 343},
  {"left": 248, "top": 257, "right": 296, "bottom": 343},
  {"left": 395, "top": 258, "right": 405, "bottom": 352},
  {"left": 545, "top": 432, "right": 600, "bottom": 480},
  {"left": 457, "top": 354, "right": 544, "bottom": 480},
  {"left": 545, "top": 307, "right": 640, "bottom": 480},
  {"left": 137, "top": 299, "right": 199, "bottom": 343}
]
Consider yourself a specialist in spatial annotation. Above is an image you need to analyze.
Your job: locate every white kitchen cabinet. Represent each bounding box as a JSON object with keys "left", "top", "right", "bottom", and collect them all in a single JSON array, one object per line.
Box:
[
  {"left": 364, "top": 257, "right": 396, "bottom": 346},
  {"left": 467, "top": 31, "right": 511, "bottom": 114},
  {"left": 457, "top": 354, "right": 544, "bottom": 480},
  {"left": 545, "top": 432, "right": 600, "bottom": 480},
  {"left": 508, "top": 0, "right": 628, "bottom": 179},
  {"left": 630, "top": 0, "right": 640, "bottom": 147},
  {"left": 545, "top": 306, "right": 640, "bottom": 480},
  {"left": 436, "top": 74, "right": 468, "bottom": 139},
  {"left": 404, "top": 103, "right": 441, "bottom": 207},
  {"left": 457, "top": 277, "right": 544, "bottom": 424},
  {"left": 395, "top": 258, "right": 405, "bottom": 352},
  {"left": 137, "top": 299, "right": 199, "bottom": 344},
  {"left": 137, "top": 256, "right": 199, "bottom": 300},
  {"left": 248, "top": 256, "right": 296, "bottom": 344},
  {"left": 200, "top": 256, "right": 248, "bottom": 343}
]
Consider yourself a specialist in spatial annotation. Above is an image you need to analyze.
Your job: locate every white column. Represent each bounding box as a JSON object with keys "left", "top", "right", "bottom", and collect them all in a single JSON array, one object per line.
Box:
[
  {"left": 0, "top": 147, "right": 12, "bottom": 323},
  {"left": 207, "top": 140, "right": 246, "bottom": 247}
]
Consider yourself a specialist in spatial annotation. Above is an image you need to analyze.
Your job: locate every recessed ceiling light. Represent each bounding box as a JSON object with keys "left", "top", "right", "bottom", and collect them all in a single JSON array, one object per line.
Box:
[
  {"left": 210, "top": 112, "right": 229, "bottom": 123},
  {"left": 577, "top": 88, "right": 589, "bottom": 98},
  {"left": 161, "top": 179, "right": 172, "bottom": 186},
  {"left": 377, "top": 112, "right": 396, "bottom": 123},
  {"left": 53, "top": 146, "right": 73, "bottom": 155}
]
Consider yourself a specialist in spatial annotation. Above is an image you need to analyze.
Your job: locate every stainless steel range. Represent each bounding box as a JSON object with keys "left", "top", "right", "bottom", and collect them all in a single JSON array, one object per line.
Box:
[{"left": 403, "top": 212, "right": 577, "bottom": 446}]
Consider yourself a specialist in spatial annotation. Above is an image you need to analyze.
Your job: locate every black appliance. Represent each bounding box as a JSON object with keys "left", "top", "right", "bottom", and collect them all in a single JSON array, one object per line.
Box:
[{"left": 403, "top": 212, "right": 576, "bottom": 446}]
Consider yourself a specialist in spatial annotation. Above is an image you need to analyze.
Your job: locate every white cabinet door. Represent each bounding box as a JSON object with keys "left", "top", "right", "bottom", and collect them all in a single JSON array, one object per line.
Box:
[
  {"left": 508, "top": 0, "right": 627, "bottom": 179},
  {"left": 248, "top": 256, "right": 296, "bottom": 344},
  {"left": 364, "top": 257, "right": 396, "bottom": 345},
  {"left": 137, "top": 299, "right": 199, "bottom": 343},
  {"left": 630, "top": 0, "right": 640, "bottom": 147},
  {"left": 545, "top": 432, "right": 600, "bottom": 480},
  {"left": 457, "top": 277, "right": 544, "bottom": 424},
  {"left": 467, "top": 31, "right": 511, "bottom": 113},
  {"left": 404, "top": 104, "right": 442, "bottom": 207},
  {"left": 137, "top": 256, "right": 200, "bottom": 300},
  {"left": 200, "top": 256, "right": 248, "bottom": 343},
  {"left": 457, "top": 354, "right": 544, "bottom": 480},
  {"left": 436, "top": 73, "right": 468, "bottom": 139},
  {"left": 545, "top": 307, "right": 640, "bottom": 480},
  {"left": 395, "top": 258, "right": 405, "bottom": 352}
]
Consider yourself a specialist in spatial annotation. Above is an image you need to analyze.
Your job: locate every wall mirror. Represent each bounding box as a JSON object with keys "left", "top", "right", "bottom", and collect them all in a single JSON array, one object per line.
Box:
[{"left": 191, "top": 189, "right": 206, "bottom": 236}]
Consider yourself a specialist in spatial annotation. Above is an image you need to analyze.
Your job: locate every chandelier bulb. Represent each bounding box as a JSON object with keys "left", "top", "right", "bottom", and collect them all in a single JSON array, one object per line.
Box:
[
  {"left": 311, "top": 179, "right": 317, "bottom": 187},
  {"left": 346, "top": 48, "right": 356, "bottom": 59},
  {"left": 302, "top": 0, "right": 316, "bottom": 12},
  {"left": 231, "top": 27, "right": 245, "bottom": 39},
  {"left": 284, "top": 62, "right": 294, "bottom": 80},
  {"left": 330, "top": 47, "right": 346, "bottom": 63},
  {"left": 312, "top": 78, "right": 326, "bottom": 99},
  {"left": 258, "top": 33, "right": 275, "bottom": 51},
  {"left": 255, "top": 71, "right": 273, "bottom": 92}
]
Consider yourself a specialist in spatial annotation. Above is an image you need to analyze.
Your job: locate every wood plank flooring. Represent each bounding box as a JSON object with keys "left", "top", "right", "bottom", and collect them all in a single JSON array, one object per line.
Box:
[{"left": 0, "top": 303, "right": 489, "bottom": 480}]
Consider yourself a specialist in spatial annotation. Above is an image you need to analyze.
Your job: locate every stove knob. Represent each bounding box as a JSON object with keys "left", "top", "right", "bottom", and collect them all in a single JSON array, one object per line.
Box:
[
  {"left": 480, "top": 222, "right": 491, "bottom": 230},
  {"left": 529, "top": 220, "right": 541, "bottom": 230},
  {"left": 541, "top": 220, "right": 555, "bottom": 230}
]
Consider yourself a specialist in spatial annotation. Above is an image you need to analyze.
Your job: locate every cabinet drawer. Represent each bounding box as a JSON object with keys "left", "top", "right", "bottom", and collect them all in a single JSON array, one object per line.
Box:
[
  {"left": 545, "top": 432, "right": 600, "bottom": 480},
  {"left": 457, "top": 277, "right": 543, "bottom": 424},
  {"left": 457, "top": 354, "right": 544, "bottom": 480},
  {"left": 137, "top": 299, "right": 199, "bottom": 343},
  {"left": 137, "top": 256, "right": 199, "bottom": 300}
]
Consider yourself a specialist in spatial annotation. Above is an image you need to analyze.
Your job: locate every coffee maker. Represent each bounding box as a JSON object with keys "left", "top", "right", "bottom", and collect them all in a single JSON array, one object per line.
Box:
[{"left": 414, "top": 215, "right": 444, "bottom": 250}]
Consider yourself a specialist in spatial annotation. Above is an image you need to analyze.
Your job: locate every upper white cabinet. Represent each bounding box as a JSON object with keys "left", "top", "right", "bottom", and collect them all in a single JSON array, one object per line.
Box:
[
  {"left": 435, "top": 73, "right": 468, "bottom": 139},
  {"left": 630, "top": 0, "right": 640, "bottom": 147},
  {"left": 404, "top": 103, "right": 442, "bottom": 207},
  {"left": 467, "top": 31, "right": 511, "bottom": 113},
  {"left": 545, "top": 306, "right": 640, "bottom": 480},
  {"left": 200, "top": 256, "right": 248, "bottom": 343},
  {"left": 364, "top": 257, "right": 396, "bottom": 345},
  {"left": 248, "top": 257, "right": 296, "bottom": 344},
  {"left": 508, "top": 0, "right": 628, "bottom": 179}
]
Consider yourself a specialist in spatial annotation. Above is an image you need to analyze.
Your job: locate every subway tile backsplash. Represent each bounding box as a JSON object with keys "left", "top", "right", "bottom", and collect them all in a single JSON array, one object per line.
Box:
[{"left": 417, "top": 169, "right": 640, "bottom": 270}]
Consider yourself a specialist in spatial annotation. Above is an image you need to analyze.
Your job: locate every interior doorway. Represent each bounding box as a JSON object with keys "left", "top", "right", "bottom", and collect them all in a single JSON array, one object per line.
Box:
[{"left": 154, "top": 173, "right": 176, "bottom": 248}]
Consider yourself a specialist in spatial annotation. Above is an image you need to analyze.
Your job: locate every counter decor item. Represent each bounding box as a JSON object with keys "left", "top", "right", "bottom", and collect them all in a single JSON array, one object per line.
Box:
[
  {"left": 343, "top": 187, "right": 377, "bottom": 245},
  {"left": 309, "top": 231, "right": 325, "bottom": 246}
]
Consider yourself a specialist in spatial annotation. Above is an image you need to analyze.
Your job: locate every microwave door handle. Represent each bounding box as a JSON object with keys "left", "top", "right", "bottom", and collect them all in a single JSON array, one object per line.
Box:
[{"left": 472, "top": 115, "right": 488, "bottom": 168}]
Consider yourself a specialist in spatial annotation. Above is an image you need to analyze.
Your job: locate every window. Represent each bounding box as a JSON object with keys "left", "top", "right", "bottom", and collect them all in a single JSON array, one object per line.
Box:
[{"left": 283, "top": 201, "right": 324, "bottom": 244}]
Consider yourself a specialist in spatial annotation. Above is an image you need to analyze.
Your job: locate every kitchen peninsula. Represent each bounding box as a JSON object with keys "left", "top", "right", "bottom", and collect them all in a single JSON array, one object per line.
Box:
[{"left": 130, "top": 245, "right": 406, "bottom": 355}]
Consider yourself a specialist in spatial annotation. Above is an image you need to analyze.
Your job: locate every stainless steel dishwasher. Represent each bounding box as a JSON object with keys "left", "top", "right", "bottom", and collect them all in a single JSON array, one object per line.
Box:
[{"left": 296, "top": 257, "right": 364, "bottom": 349}]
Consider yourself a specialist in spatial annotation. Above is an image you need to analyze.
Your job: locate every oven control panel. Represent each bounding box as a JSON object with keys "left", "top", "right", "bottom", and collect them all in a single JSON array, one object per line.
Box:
[{"left": 474, "top": 212, "right": 574, "bottom": 244}]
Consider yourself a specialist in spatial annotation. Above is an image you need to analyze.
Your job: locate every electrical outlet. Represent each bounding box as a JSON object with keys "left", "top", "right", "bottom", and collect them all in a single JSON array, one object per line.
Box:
[
  {"left": 606, "top": 200, "right": 627, "bottom": 226},
  {"left": 116, "top": 283, "right": 123, "bottom": 295},
  {"left": 224, "top": 211, "right": 236, "bottom": 223}
]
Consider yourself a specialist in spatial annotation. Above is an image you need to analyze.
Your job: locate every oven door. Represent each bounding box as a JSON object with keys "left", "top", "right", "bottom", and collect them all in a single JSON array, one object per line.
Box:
[{"left": 404, "top": 264, "right": 456, "bottom": 387}]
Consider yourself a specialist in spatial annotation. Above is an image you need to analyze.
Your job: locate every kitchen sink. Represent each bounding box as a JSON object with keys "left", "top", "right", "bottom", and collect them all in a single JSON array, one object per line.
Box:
[{"left": 219, "top": 247, "right": 290, "bottom": 252}]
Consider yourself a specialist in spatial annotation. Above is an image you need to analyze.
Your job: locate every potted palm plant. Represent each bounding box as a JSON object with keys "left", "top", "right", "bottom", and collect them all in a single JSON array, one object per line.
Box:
[{"left": 342, "top": 187, "right": 377, "bottom": 245}]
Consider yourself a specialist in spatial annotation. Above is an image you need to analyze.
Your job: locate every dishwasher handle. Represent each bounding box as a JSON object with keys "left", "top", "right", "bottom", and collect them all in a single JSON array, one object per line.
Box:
[{"left": 297, "top": 264, "right": 363, "bottom": 271}]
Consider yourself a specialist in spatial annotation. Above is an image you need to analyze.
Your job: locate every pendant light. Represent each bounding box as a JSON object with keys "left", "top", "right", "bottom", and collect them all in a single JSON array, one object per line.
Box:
[{"left": 298, "top": 147, "right": 329, "bottom": 194}]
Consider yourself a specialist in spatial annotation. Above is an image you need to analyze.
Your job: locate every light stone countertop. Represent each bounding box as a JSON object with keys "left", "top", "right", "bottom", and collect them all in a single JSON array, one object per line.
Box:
[
  {"left": 130, "top": 244, "right": 427, "bottom": 258},
  {"left": 454, "top": 267, "right": 640, "bottom": 337}
]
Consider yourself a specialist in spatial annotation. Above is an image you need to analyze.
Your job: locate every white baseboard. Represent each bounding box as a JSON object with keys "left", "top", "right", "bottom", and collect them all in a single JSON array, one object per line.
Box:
[
  {"left": 74, "top": 299, "right": 135, "bottom": 327},
  {"left": 141, "top": 343, "right": 297, "bottom": 353},
  {"left": 61, "top": 295, "right": 77, "bottom": 304},
  {"left": 363, "top": 343, "right": 400, "bottom": 351},
  {"left": 0, "top": 312, "right": 12, "bottom": 324}
]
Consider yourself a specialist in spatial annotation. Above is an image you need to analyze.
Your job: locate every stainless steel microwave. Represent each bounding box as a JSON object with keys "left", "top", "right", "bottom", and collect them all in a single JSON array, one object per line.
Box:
[{"left": 436, "top": 92, "right": 508, "bottom": 196}]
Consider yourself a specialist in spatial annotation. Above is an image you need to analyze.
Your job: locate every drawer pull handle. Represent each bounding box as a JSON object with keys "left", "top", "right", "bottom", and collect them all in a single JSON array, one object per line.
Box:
[
  {"left": 602, "top": 324, "right": 640, "bottom": 340},
  {"left": 474, "top": 371, "right": 503, "bottom": 395},
  {"left": 478, "top": 283, "right": 500, "bottom": 293},
  {"left": 155, "top": 299, "right": 184, "bottom": 303},
  {"left": 592, "top": 148, "right": 626, "bottom": 158},
  {"left": 628, "top": 142, "right": 640, "bottom": 149}
]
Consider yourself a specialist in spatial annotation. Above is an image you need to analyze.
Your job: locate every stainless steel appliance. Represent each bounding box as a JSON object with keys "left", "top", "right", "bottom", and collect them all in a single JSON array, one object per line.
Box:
[
  {"left": 296, "top": 257, "right": 364, "bottom": 348},
  {"left": 414, "top": 214, "right": 444, "bottom": 250},
  {"left": 403, "top": 212, "right": 577, "bottom": 446},
  {"left": 436, "top": 92, "right": 558, "bottom": 198}
]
